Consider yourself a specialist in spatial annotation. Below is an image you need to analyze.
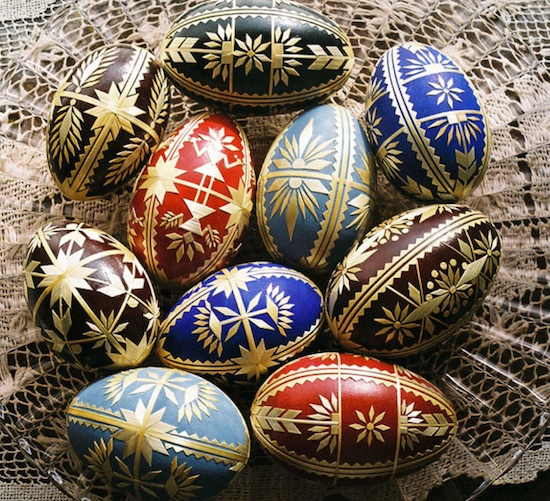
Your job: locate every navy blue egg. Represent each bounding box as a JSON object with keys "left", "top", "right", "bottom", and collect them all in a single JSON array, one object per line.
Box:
[
  {"left": 157, "top": 261, "right": 324, "bottom": 384},
  {"left": 365, "top": 42, "right": 490, "bottom": 202},
  {"left": 257, "top": 104, "right": 376, "bottom": 274},
  {"left": 67, "top": 366, "right": 250, "bottom": 501}
]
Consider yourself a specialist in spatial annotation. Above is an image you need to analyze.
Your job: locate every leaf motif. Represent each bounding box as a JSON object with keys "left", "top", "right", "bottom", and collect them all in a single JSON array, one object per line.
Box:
[
  {"left": 72, "top": 47, "right": 119, "bottom": 89},
  {"left": 456, "top": 146, "right": 477, "bottom": 183},
  {"left": 246, "top": 291, "right": 262, "bottom": 313},
  {"left": 266, "top": 296, "right": 279, "bottom": 322},
  {"left": 457, "top": 255, "right": 488, "bottom": 288},
  {"left": 307, "top": 45, "right": 348, "bottom": 70},
  {"left": 148, "top": 70, "right": 170, "bottom": 124},
  {"left": 254, "top": 406, "right": 302, "bottom": 433},
  {"left": 208, "top": 311, "right": 222, "bottom": 338},
  {"left": 160, "top": 212, "right": 184, "bottom": 229},
  {"left": 50, "top": 103, "right": 84, "bottom": 166},
  {"left": 249, "top": 318, "right": 274, "bottom": 330},
  {"left": 403, "top": 293, "right": 445, "bottom": 323},
  {"left": 458, "top": 238, "right": 474, "bottom": 260},
  {"left": 97, "top": 272, "right": 126, "bottom": 297},
  {"left": 105, "top": 137, "right": 150, "bottom": 187},
  {"left": 407, "top": 283, "right": 422, "bottom": 305},
  {"left": 225, "top": 321, "right": 241, "bottom": 342}
]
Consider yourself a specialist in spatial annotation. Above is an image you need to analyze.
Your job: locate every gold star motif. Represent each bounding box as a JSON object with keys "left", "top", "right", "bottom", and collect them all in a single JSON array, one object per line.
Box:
[
  {"left": 115, "top": 400, "right": 176, "bottom": 466},
  {"left": 86, "top": 82, "right": 146, "bottom": 135},
  {"left": 233, "top": 339, "right": 279, "bottom": 381},
  {"left": 35, "top": 248, "right": 96, "bottom": 308},
  {"left": 139, "top": 155, "right": 183, "bottom": 203}
]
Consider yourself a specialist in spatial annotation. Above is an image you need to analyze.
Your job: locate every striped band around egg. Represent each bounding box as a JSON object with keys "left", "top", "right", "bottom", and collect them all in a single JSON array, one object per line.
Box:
[
  {"left": 67, "top": 367, "right": 250, "bottom": 501},
  {"left": 365, "top": 42, "right": 490, "bottom": 202},
  {"left": 257, "top": 103, "right": 376, "bottom": 275},
  {"left": 325, "top": 204, "right": 501, "bottom": 358},
  {"left": 161, "top": 0, "right": 354, "bottom": 115},
  {"left": 250, "top": 352, "right": 458, "bottom": 485}
]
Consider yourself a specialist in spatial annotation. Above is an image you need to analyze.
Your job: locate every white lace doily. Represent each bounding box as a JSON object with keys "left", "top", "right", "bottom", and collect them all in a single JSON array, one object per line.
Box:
[{"left": 0, "top": 1, "right": 549, "bottom": 500}]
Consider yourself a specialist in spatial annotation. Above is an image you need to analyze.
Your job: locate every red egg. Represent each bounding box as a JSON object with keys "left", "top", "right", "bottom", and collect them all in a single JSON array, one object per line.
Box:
[
  {"left": 250, "top": 352, "right": 458, "bottom": 486},
  {"left": 128, "top": 112, "right": 255, "bottom": 288}
]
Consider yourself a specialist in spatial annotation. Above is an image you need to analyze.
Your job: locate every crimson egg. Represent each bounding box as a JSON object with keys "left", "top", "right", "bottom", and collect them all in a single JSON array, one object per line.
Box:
[
  {"left": 127, "top": 111, "right": 255, "bottom": 289},
  {"left": 250, "top": 352, "right": 458, "bottom": 485}
]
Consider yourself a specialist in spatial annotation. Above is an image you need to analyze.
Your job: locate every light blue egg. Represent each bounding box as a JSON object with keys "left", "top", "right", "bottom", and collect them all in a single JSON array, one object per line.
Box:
[
  {"left": 365, "top": 42, "right": 490, "bottom": 202},
  {"left": 157, "top": 261, "right": 324, "bottom": 384},
  {"left": 67, "top": 366, "right": 250, "bottom": 501},
  {"left": 257, "top": 103, "right": 376, "bottom": 274}
]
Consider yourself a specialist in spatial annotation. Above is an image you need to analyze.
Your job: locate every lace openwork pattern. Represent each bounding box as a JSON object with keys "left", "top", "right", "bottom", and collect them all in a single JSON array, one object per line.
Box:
[{"left": 0, "top": 1, "right": 549, "bottom": 500}]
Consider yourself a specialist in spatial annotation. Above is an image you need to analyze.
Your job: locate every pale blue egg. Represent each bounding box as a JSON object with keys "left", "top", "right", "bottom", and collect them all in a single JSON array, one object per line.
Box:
[
  {"left": 257, "top": 103, "right": 376, "bottom": 274},
  {"left": 67, "top": 366, "right": 250, "bottom": 500}
]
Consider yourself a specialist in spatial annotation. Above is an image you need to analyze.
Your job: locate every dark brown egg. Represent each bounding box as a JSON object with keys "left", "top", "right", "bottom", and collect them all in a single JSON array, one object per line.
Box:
[
  {"left": 47, "top": 44, "right": 170, "bottom": 200},
  {"left": 325, "top": 204, "right": 501, "bottom": 357},
  {"left": 23, "top": 220, "right": 160, "bottom": 371}
]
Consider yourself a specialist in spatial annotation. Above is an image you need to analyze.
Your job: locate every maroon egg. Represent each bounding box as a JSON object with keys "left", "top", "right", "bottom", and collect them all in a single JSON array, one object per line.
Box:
[
  {"left": 325, "top": 204, "right": 501, "bottom": 357},
  {"left": 23, "top": 221, "right": 160, "bottom": 372},
  {"left": 127, "top": 111, "right": 255, "bottom": 289},
  {"left": 250, "top": 352, "right": 458, "bottom": 485},
  {"left": 47, "top": 44, "right": 170, "bottom": 200}
]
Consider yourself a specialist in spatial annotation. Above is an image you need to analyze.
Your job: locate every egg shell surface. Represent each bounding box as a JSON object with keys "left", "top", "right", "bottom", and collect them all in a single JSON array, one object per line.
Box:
[
  {"left": 47, "top": 44, "right": 170, "bottom": 200},
  {"left": 127, "top": 111, "right": 254, "bottom": 289},
  {"left": 250, "top": 352, "right": 458, "bottom": 485},
  {"left": 326, "top": 204, "right": 501, "bottom": 358},
  {"left": 66, "top": 366, "right": 250, "bottom": 500},
  {"left": 365, "top": 42, "right": 490, "bottom": 202},
  {"left": 157, "top": 261, "right": 324, "bottom": 384},
  {"left": 257, "top": 103, "right": 376, "bottom": 275},
  {"left": 23, "top": 221, "right": 160, "bottom": 372},
  {"left": 161, "top": 0, "right": 354, "bottom": 115}
]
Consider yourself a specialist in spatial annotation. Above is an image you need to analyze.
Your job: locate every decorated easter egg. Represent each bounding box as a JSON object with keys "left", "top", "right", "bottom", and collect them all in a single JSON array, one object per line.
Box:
[
  {"left": 250, "top": 352, "right": 458, "bottom": 485},
  {"left": 23, "top": 221, "right": 160, "bottom": 371},
  {"left": 47, "top": 44, "right": 170, "bottom": 200},
  {"left": 326, "top": 204, "right": 501, "bottom": 358},
  {"left": 157, "top": 261, "right": 324, "bottom": 384},
  {"left": 127, "top": 111, "right": 254, "bottom": 289},
  {"left": 161, "top": 0, "right": 354, "bottom": 115},
  {"left": 256, "top": 104, "right": 376, "bottom": 274},
  {"left": 67, "top": 366, "right": 250, "bottom": 500},
  {"left": 364, "top": 42, "right": 490, "bottom": 202}
]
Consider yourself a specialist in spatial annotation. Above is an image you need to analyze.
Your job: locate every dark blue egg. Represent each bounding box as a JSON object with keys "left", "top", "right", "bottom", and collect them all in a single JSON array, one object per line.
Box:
[
  {"left": 157, "top": 261, "right": 324, "bottom": 384},
  {"left": 67, "top": 366, "right": 250, "bottom": 500},
  {"left": 257, "top": 104, "right": 376, "bottom": 274},
  {"left": 365, "top": 42, "right": 490, "bottom": 202}
]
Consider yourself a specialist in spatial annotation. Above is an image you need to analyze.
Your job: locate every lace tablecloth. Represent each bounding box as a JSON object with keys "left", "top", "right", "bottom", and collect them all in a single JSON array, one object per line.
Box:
[{"left": 0, "top": 0, "right": 549, "bottom": 499}]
